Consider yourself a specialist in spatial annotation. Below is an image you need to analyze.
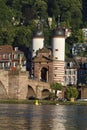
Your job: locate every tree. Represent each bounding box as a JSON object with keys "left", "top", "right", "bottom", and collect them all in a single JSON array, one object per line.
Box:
[
  {"left": 50, "top": 83, "right": 62, "bottom": 98},
  {"left": 48, "top": 0, "right": 82, "bottom": 29},
  {"left": 66, "top": 28, "right": 85, "bottom": 47},
  {"left": 0, "top": 0, "right": 14, "bottom": 28},
  {"left": 66, "top": 86, "right": 79, "bottom": 100},
  {"left": 13, "top": 25, "right": 32, "bottom": 47},
  {"left": 0, "top": 0, "right": 86, "bottom": 48},
  {"left": 76, "top": 29, "right": 85, "bottom": 43},
  {"left": 82, "top": 0, "right": 87, "bottom": 25}
]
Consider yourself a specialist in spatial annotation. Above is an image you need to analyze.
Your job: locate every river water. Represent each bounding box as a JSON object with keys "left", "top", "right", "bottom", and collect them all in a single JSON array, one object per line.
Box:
[{"left": 0, "top": 104, "right": 87, "bottom": 130}]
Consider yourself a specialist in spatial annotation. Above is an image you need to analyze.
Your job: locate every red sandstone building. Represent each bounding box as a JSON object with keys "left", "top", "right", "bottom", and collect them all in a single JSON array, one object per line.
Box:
[{"left": 0, "top": 45, "right": 26, "bottom": 71}]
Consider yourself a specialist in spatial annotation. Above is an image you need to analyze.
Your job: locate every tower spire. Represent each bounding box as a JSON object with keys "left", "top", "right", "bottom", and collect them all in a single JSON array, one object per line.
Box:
[
  {"left": 58, "top": 15, "right": 61, "bottom": 27},
  {"left": 37, "top": 18, "right": 41, "bottom": 30}
]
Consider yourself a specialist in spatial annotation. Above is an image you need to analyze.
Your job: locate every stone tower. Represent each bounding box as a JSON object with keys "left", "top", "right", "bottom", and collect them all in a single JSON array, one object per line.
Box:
[
  {"left": 52, "top": 17, "right": 65, "bottom": 85},
  {"left": 32, "top": 20, "right": 44, "bottom": 58}
]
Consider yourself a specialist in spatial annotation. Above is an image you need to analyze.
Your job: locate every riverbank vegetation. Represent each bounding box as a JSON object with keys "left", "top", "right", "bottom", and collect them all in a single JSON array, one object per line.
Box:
[{"left": 0, "top": 99, "right": 87, "bottom": 106}]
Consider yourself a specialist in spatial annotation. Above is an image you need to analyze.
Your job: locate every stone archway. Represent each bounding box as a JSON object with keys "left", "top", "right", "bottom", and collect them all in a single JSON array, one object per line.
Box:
[
  {"left": 41, "top": 67, "right": 48, "bottom": 82},
  {"left": 41, "top": 89, "right": 50, "bottom": 99},
  {"left": 27, "top": 85, "right": 36, "bottom": 99},
  {"left": 0, "top": 81, "right": 8, "bottom": 99}
]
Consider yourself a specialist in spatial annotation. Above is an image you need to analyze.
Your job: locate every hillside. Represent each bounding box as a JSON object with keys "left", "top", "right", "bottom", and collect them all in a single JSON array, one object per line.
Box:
[{"left": 0, "top": 0, "right": 87, "bottom": 48}]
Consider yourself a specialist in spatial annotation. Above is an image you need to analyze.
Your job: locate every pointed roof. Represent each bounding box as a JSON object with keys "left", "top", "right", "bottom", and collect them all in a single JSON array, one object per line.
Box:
[
  {"left": 33, "top": 20, "right": 44, "bottom": 38},
  {"left": 37, "top": 47, "right": 51, "bottom": 53},
  {"left": 0, "top": 45, "right": 13, "bottom": 53},
  {"left": 33, "top": 47, "right": 53, "bottom": 62},
  {"left": 53, "top": 15, "right": 65, "bottom": 37}
]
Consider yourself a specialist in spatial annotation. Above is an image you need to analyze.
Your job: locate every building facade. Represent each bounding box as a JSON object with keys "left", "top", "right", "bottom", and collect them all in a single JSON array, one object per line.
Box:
[
  {"left": 0, "top": 45, "right": 26, "bottom": 71},
  {"left": 64, "top": 58, "right": 78, "bottom": 86},
  {"left": 30, "top": 21, "right": 66, "bottom": 85}
]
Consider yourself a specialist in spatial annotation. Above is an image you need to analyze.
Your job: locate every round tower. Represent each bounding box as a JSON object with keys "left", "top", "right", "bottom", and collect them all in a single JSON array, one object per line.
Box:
[
  {"left": 52, "top": 27, "right": 65, "bottom": 61},
  {"left": 32, "top": 21, "right": 44, "bottom": 58},
  {"left": 52, "top": 18, "right": 65, "bottom": 85}
]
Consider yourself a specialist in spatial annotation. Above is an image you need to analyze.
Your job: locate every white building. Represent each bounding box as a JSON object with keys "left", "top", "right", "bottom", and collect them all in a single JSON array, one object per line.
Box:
[{"left": 52, "top": 26, "right": 65, "bottom": 85}]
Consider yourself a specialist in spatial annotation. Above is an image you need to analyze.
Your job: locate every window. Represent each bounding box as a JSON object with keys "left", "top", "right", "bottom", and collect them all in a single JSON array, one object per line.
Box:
[
  {"left": 3, "top": 54, "right": 6, "bottom": 59},
  {"left": 65, "top": 70, "right": 66, "bottom": 74},
  {"left": 55, "top": 49, "right": 58, "bottom": 51},
  {"left": 14, "top": 54, "right": 18, "bottom": 59},
  {"left": 64, "top": 77, "right": 67, "bottom": 82},
  {"left": 9, "top": 54, "right": 11, "bottom": 60},
  {"left": 69, "top": 70, "right": 71, "bottom": 75},
  {"left": 55, "top": 57, "right": 58, "bottom": 59},
  {"left": 67, "top": 63, "right": 70, "bottom": 67},
  {"left": 69, "top": 76, "right": 71, "bottom": 84}
]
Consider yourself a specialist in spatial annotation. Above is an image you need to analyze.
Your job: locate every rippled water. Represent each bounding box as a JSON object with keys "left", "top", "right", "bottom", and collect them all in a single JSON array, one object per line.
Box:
[{"left": 0, "top": 104, "right": 87, "bottom": 130}]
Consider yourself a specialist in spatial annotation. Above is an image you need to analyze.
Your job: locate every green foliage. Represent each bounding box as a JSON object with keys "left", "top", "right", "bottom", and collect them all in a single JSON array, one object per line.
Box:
[
  {"left": 14, "top": 26, "right": 32, "bottom": 47},
  {"left": 50, "top": 82, "right": 62, "bottom": 98},
  {"left": 66, "top": 28, "right": 85, "bottom": 47},
  {"left": 50, "top": 82, "right": 62, "bottom": 91},
  {"left": 49, "top": 92, "right": 55, "bottom": 100},
  {"left": 48, "top": 0, "right": 82, "bottom": 29},
  {"left": 0, "top": 0, "right": 86, "bottom": 47},
  {"left": 66, "top": 86, "right": 79, "bottom": 100},
  {"left": 0, "top": 26, "right": 15, "bottom": 45},
  {"left": 65, "top": 43, "right": 71, "bottom": 58}
]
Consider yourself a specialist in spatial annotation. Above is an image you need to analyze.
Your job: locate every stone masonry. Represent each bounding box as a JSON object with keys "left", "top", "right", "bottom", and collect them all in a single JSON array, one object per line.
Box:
[{"left": 0, "top": 70, "right": 51, "bottom": 99}]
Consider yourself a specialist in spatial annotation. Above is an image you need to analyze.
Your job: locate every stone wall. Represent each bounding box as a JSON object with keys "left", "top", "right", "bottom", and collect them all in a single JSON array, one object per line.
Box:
[
  {"left": 8, "top": 71, "right": 29, "bottom": 99},
  {"left": 0, "top": 70, "right": 51, "bottom": 99},
  {"left": 0, "top": 70, "right": 9, "bottom": 97}
]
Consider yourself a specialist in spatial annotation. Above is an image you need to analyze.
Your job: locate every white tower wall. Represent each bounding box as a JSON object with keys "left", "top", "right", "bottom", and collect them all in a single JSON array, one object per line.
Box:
[
  {"left": 52, "top": 37, "right": 65, "bottom": 61},
  {"left": 32, "top": 38, "right": 44, "bottom": 57},
  {"left": 52, "top": 36, "right": 65, "bottom": 85}
]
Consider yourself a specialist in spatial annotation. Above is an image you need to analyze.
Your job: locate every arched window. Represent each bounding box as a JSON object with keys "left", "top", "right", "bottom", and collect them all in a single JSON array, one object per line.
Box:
[{"left": 41, "top": 67, "right": 48, "bottom": 82}]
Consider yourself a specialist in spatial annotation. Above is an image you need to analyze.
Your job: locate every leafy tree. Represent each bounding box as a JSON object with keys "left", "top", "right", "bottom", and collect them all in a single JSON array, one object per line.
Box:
[
  {"left": 49, "top": 92, "right": 55, "bottom": 100},
  {"left": 0, "top": 26, "right": 16, "bottom": 45},
  {"left": 65, "top": 43, "right": 71, "bottom": 58},
  {"left": 82, "top": 0, "right": 87, "bottom": 26},
  {"left": 50, "top": 82, "right": 62, "bottom": 98},
  {"left": 77, "top": 29, "right": 85, "bottom": 43},
  {"left": 48, "top": 0, "right": 82, "bottom": 29},
  {"left": 66, "top": 86, "right": 79, "bottom": 100},
  {"left": 13, "top": 25, "right": 33, "bottom": 47},
  {"left": 66, "top": 29, "right": 85, "bottom": 45},
  {"left": 0, "top": 0, "right": 86, "bottom": 48},
  {"left": 0, "top": 0, "right": 14, "bottom": 28},
  {"left": 34, "top": 0, "right": 48, "bottom": 18}
]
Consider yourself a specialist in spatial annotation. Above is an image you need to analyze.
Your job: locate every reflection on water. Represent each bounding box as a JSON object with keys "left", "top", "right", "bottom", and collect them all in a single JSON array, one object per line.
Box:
[{"left": 0, "top": 104, "right": 87, "bottom": 130}]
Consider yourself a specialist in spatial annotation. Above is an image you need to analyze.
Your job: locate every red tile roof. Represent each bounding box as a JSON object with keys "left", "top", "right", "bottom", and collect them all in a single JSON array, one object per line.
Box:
[{"left": 0, "top": 45, "right": 13, "bottom": 53}]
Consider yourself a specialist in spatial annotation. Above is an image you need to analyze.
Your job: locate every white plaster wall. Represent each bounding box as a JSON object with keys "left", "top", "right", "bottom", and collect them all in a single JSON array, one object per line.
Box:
[
  {"left": 52, "top": 37, "right": 65, "bottom": 61},
  {"left": 32, "top": 38, "right": 44, "bottom": 57}
]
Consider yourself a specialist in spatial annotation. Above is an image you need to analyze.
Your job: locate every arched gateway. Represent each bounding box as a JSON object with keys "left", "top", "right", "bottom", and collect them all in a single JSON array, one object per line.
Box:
[{"left": 41, "top": 67, "right": 48, "bottom": 82}]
